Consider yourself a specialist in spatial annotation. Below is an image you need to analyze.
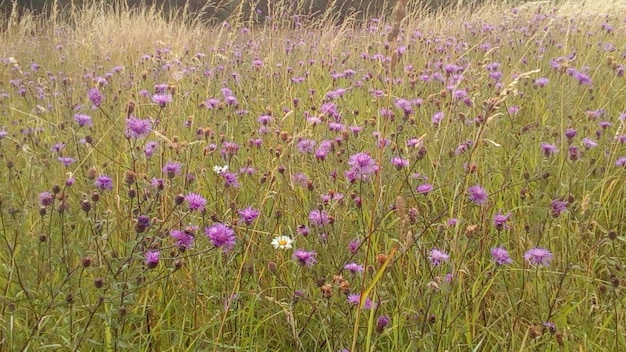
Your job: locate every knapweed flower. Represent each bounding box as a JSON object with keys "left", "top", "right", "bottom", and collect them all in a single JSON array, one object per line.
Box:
[
  {"left": 344, "top": 262, "right": 365, "bottom": 274},
  {"left": 125, "top": 117, "right": 151, "bottom": 138},
  {"left": 94, "top": 175, "right": 113, "bottom": 191},
  {"left": 238, "top": 206, "right": 260, "bottom": 225},
  {"left": 39, "top": 192, "right": 53, "bottom": 207},
  {"left": 292, "top": 249, "right": 317, "bottom": 267},
  {"left": 540, "top": 143, "right": 558, "bottom": 157},
  {"left": 416, "top": 183, "right": 433, "bottom": 195},
  {"left": 308, "top": 209, "right": 330, "bottom": 227},
  {"left": 88, "top": 88, "right": 103, "bottom": 108},
  {"left": 391, "top": 156, "right": 409, "bottom": 170},
  {"left": 144, "top": 141, "right": 158, "bottom": 158},
  {"left": 467, "top": 184, "right": 488, "bottom": 205},
  {"left": 162, "top": 162, "right": 182, "bottom": 178},
  {"left": 58, "top": 157, "right": 75, "bottom": 166},
  {"left": 170, "top": 229, "right": 194, "bottom": 250},
  {"left": 428, "top": 248, "right": 450, "bottom": 266},
  {"left": 152, "top": 93, "right": 172, "bottom": 108},
  {"left": 135, "top": 215, "right": 151, "bottom": 233},
  {"left": 74, "top": 114, "right": 93, "bottom": 128},
  {"left": 490, "top": 246, "right": 513, "bottom": 265},
  {"left": 221, "top": 172, "right": 240, "bottom": 188},
  {"left": 582, "top": 138, "right": 598, "bottom": 149},
  {"left": 347, "top": 152, "right": 379, "bottom": 180},
  {"left": 347, "top": 294, "right": 374, "bottom": 309},
  {"left": 376, "top": 315, "right": 391, "bottom": 333},
  {"left": 524, "top": 247, "right": 552, "bottom": 267},
  {"left": 205, "top": 223, "right": 236, "bottom": 252},
  {"left": 145, "top": 250, "right": 160, "bottom": 269},
  {"left": 493, "top": 212, "right": 511, "bottom": 230},
  {"left": 271, "top": 235, "right": 293, "bottom": 249},
  {"left": 185, "top": 192, "right": 206, "bottom": 212},
  {"left": 616, "top": 156, "right": 626, "bottom": 167},
  {"left": 550, "top": 199, "right": 568, "bottom": 217}
]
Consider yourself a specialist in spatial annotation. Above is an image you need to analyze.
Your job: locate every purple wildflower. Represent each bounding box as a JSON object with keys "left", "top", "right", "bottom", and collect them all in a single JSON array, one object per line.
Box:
[
  {"left": 377, "top": 315, "right": 391, "bottom": 333},
  {"left": 524, "top": 247, "right": 552, "bottom": 267},
  {"left": 185, "top": 192, "right": 206, "bottom": 212},
  {"left": 162, "top": 162, "right": 182, "bottom": 178},
  {"left": 493, "top": 212, "right": 511, "bottom": 230},
  {"left": 540, "top": 143, "right": 558, "bottom": 157},
  {"left": 347, "top": 152, "right": 379, "bottom": 180},
  {"left": 238, "top": 206, "right": 260, "bottom": 225},
  {"left": 309, "top": 209, "right": 330, "bottom": 227},
  {"left": 222, "top": 172, "right": 240, "bottom": 188},
  {"left": 616, "top": 156, "right": 626, "bottom": 167},
  {"left": 490, "top": 247, "right": 513, "bottom": 265},
  {"left": 467, "top": 184, "right": 488, "bottom": 205},
  {"left": 416, "top": 183, "right": 433, "bottom": 195},
  {"left": 144, "top": 141, "right": 158, "bottom": 157},
  {"left": 170, "top": 229, "right": 194, "bottom": 250},
  {"left": 126, "top": 117, "right": 152, "bottom": 138},
  {"left": 344, "top": 262, "right": 365, "bottom": 274},
  {"left": 58, "top": 157, "right": 75, "bottom": 166},
  {"left": 95, "top": 175, "right": 113, "bottom": 191},
  {"left": 391, "top": 156, "right": 409, "bottom": 169},
  {"left": 347, "top": 294, "right": 374, "bottom": 309},
  {"left": 205, "top": 223, "right": 237, "bottom": 252},
  {"left": 74, "top": 114, "right": 93, "bottom": 128},
  {"left": 582, "top": 138, "right": 598, "bottom": 149},
  {"left": 152, "top": 93, "right": 172, "bottom": 107},
  {"left": 88, "top": 88, "right": 103, "bottom": 108},
  {"left": 292, "top": 249, "right": 317, "bottom": 267},
  {"left": 428, "top": 248, "right": 450, "bottom": 266},
  {"left": 39, "top": 192, "right": 54, "bottom": 206},
  {"left": 550, "top": 199, "right": 568, "bottom": 217},
  {"left": 145, "top": 250, "right": 160, "bottom": 269}
]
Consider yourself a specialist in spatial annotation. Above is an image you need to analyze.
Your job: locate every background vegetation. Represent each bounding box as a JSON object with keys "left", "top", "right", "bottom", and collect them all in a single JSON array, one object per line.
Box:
[{"left": 1, "top": 0, "right": 626, "bottom": 351}]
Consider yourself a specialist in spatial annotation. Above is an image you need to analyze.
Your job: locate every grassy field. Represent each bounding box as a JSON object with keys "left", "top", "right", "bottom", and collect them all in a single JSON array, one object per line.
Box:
[{"left": 1, "top": 0, "right": 626, "bottom": 350}]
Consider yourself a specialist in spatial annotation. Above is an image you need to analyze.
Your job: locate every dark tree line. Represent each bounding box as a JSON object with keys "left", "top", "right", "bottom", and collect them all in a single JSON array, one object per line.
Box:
[{"left": 1, "top": 0, "right": 525, "bottom": 23}]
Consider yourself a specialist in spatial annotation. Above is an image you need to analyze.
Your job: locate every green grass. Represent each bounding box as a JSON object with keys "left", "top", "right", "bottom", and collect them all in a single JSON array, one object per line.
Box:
[{"left": 1, "top": 0, "right": 626, "bottom": 351}]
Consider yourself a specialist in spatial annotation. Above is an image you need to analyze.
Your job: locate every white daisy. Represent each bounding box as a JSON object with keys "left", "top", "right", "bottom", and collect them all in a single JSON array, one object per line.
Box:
[
  {"left": 213, "top": 165, "right": 228, "bottom": 174},
  {"left": 271, "top": 235, "right": 293, "bottom": 250}
]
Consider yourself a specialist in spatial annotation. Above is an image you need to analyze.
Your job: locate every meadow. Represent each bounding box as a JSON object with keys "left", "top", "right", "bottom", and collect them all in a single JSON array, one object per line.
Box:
[{"left": 1, "top": 0, "right": 626, "bottom": 350}]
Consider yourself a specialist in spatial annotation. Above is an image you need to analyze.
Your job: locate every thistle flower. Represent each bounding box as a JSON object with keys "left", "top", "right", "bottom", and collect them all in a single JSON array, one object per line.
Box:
[
  {"left": 238, "top": 206, "right": 260, "bottom": 225},
  {"left": 39, "top": 192, "right": 53, "bottom": 207},
  {"left": 94, "top": 175, "right": 113, "bottom": 191},
  {"left": 145, "top": 250, "right": 160, "bottom": 269},
  {"left": 347, "top": 152, "right": 379, "bottom": 180},
  {"left": 152, "top": 93, "right": 172, "bottom": 107},
  {"left": 205, "top": 223, "right": 236, "bottom": 252},
  {"left": 540, "top": 143, "right": 558, "bottom": 157},
  {"left": 126, "top": 117, "right": 151, "bottom": 138},
  {"left": 308, "top": 210, "right": 330, "bottom": 227},
  {"left": 344, "top": 262, "right": 364, "bottom": 274},
  {"left": 292, "top": 249, "right": 317, "bottom": 267},
  {"left": 550, "top": 199, "right": 568, "bottom": 217},
  {"left": 88, "top": 88, "right": 103, "bottom": 108},
  {"left": 162, "top": 162, "right": 182, "bottom": 178},
  {"left": 74, "top": 114, "right": 93, "bottom": 128},
  {"left": 524, "top": 247, "right": 552, "bottom": 267},
  {"left": 416, "top": 183, "right": 433, "bottom": 195},
  {"left": 171, "top": 229, "right": 194, "bottom": 250},
  {"left": 490, "top": 246, "right": 513, "bottom": 265},
  {"left": 347, "top": 294, "right": 374, "bottom": 309},
  {"left": 428, "top": 248, "right": 450, "bottom": 266},
  {"left": 493, "top": 212, "right": 511, "bottom": 230},
  {"left": 467, "top": 184, "right": 488, "bottom": 205},
  {"left": 185, "top": 192, "right": 206, "bottom": 212}
]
